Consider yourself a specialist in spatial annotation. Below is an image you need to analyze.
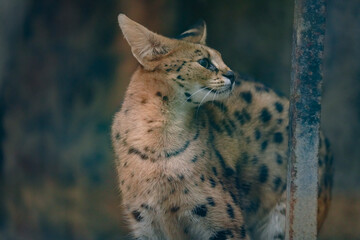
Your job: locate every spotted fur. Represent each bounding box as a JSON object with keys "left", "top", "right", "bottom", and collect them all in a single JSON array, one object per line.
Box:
[{"left": 112, "top": 14, "right": 332, "bottom": 240}]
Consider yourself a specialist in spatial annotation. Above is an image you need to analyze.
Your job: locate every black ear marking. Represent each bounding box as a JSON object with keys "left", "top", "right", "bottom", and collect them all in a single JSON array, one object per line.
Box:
[
  {"left": 177, "top": 31, "right": 199, "bottom": 39},
  {"left": 176, "top": 19, "right": 205, "bottom": 39},
  {"left": 176, "top": 19, "right": 207, "bottom": 44}
]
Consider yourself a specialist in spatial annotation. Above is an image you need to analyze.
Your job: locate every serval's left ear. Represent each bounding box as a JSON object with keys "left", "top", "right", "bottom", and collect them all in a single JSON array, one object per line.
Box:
[
  {"left": 176, "top": 19, "right": 207, "bottom": 45},
  {"left": 118, "top": 14, "right": 178, "bottom": 69}
]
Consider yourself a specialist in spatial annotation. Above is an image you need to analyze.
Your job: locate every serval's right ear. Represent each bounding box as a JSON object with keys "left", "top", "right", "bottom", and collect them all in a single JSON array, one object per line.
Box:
[
  {"left": 118, "top": 14, "right": 177, "bottom": 69},
  {"left": 176, "top": 20, "right": 207, "bottom": 45}
]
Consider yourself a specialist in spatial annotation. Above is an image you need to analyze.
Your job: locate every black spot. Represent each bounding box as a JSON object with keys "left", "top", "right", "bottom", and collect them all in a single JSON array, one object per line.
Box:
[
  {"left": 170, "top": 206, "right": 180, "bottom": 212},
  {"left": 234, "top": 109, "right": 251, "bottom": 125},
  {"left": 165, "top": 141, "right": 190, "bottom": 158},
  {"left": 193, "top": 128, "right": 200, "bottom": 140},
  {"left": 261, "top": 140, "right": 268, "bottom": 151},
  {"left": 255, "top": 129, "right": 261, "bottom": 140},
  {"left": 276, "top": 154, "right": 283, "bottom": 165},
  {"left": 212, "top": 101, "right": 228, "bottom": 113},
  {"left": 200, "top": 174, "right": 205, "bottom": 182},
  {"left": 191, "top": 155, "right": 198, "bottom": 163},
  {"left": 258, "top": 164, "right": 269, "bottom": 183},
  {"left": 184, "top": 92, "right": 191, "bottom": 97},
  {"left": 240, "top": 91, "right": 252, "bottom": 104},
  {"left": 224, "top": 167, "right": 234, "bottom": 177},
  {"left": 226, "top": 204, "right": 235, "bottom": 219},
  {"left": 177, "top": 75, "right": 185, "bottom": 81},
  {"left": 214, "top": 149, "right": 226, "bottom": 171},
  {"left": 228, "top": 191, "right": 237, "bottom": 205},
  {"left": 207, "top": 112, "right": 223, "bottom": 133},
  {"left": 275, "top": 102, "right": 284, "bottom": 113},
  {"left": 177, "top": 82, "right": 185, "bottom": 88},
  {"left": 194, "top": 49, "right": 202, "bottom": 54},
  {"left": 209, "top": 178, "right": 216, "bottom": 188},
  {"left": 178, "top": 174, "right": 185, "bottom": 180},
  {"left": 212, "top": 167, "right": 218, "bottom": 176},
  {"left": 176, "top": 61, "right": 186, "bottom": 72},
  {"left": 222, "top": 120, "right": 233, "bottom": 137},
  {"left": 132, "top": 210, "right": 143, "bottom": 222},
  {"left": 240, "top": 225, "right": 246, "bottom": 239},
  {"left": 140, "top": 204, "right": 151, "bottom": 210},
  {"left": 162, "top": 96, "right": 169, "bottom": 102},
  {"left": 255, "top": 85, "right": 270, "bottom": 92},
  {"left": 274, "top": 132, "right": 283, "bottom": 143},
  {"left": 274, "top": 233, "right": 285, "bottom": 240},
  {"left": 260, "top": 108, "right": 272, "bottom": 123},
  {"left": 156, "top": 92, "right": 162, "bottom": 97},
  {"left": 209, "top": 230, "right": 233, "bottom": 240},
  {"left": 219, "top": 180, "right": 224, "bottom": 186},
  {"left": 115, "top": 133, "right": 121, "bottom": 140},
  {"left": 192, "top": 204, "right": 207, "bottom": 217},
  {"left": 184, "top": 188, "right": 189, "bottom": 194},
  {"left": 206, "top": 197, "right": 216, "bottom": 206},
  {"left": 128, "top": 147, "right": 149, "bottom": 160},
  {"left": 273, "top": 177, "right": 282, "bottom": 191}
]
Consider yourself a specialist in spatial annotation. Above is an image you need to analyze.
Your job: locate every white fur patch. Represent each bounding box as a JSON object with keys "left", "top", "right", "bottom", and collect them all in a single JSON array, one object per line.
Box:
[{"left": 252, "top": 202, "right": 286, "bottom": 240}]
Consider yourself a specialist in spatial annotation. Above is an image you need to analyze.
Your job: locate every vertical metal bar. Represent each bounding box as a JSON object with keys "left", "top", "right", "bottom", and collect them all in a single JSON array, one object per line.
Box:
[{"left": 285, "top": 0, "right": 326, "bottom": 239}]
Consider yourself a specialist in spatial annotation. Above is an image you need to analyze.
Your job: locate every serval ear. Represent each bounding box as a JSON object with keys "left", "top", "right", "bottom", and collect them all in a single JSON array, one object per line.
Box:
[
  {"left": 176, "top": 19, "right": 207, "bottom": 45},
  {"left": 118, "top": 14, "right": 177, "bottom": 69}
]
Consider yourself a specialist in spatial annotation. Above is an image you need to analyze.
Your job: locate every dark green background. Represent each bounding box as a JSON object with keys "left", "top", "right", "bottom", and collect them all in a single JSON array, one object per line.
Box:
[{"left": 1, "top": 0, "right": 359, "bottom": 239}]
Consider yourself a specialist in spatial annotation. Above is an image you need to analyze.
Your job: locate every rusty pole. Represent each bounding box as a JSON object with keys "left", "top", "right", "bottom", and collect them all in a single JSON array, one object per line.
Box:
[{"left": 285, "top": 0, "right": 326, "bottom": 239}]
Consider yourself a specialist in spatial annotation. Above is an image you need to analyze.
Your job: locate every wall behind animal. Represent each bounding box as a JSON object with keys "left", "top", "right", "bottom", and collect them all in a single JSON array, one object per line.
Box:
[{"left": 0, "top": 0, "right": 359, "bottom": 239}]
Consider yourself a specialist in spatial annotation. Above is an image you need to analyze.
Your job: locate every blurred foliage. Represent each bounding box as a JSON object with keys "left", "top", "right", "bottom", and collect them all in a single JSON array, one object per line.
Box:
[{"left": 0, "top": 0, "right": 359, "bottom": 239}]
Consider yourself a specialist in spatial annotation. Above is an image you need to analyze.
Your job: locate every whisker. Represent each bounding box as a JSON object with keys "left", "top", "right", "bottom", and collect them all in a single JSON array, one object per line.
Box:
[
  {"left": 212, "top": 90, "right": 217, "bottom": 103},
  {"left": 196, "top": 88, "right": 213, "bottom": 118}
]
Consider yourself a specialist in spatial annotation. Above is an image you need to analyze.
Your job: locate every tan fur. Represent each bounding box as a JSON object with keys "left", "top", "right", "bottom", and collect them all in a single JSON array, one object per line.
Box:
[{"left": 112, "top": 14, "right": 332, "bottom": 240}]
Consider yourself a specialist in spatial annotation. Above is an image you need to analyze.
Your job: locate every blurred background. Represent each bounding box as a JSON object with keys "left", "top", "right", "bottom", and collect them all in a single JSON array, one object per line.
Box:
[{"left": 0, "top": 0, "right": 359, "bottom": 239}]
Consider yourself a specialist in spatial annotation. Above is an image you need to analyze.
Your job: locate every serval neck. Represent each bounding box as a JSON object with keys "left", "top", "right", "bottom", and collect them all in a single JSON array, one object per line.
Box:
[{"left": 124, "top": 69, "right": 200, "bottom": 158}]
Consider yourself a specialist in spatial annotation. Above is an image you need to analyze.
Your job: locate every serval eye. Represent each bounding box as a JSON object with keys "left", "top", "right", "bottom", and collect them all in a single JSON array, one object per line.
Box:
[
  {"left": 198, "top": 58, "right": 217, "bottom": 71},
  {"left": 198, "top": 58, "right": 210, "bottom": 69}
]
